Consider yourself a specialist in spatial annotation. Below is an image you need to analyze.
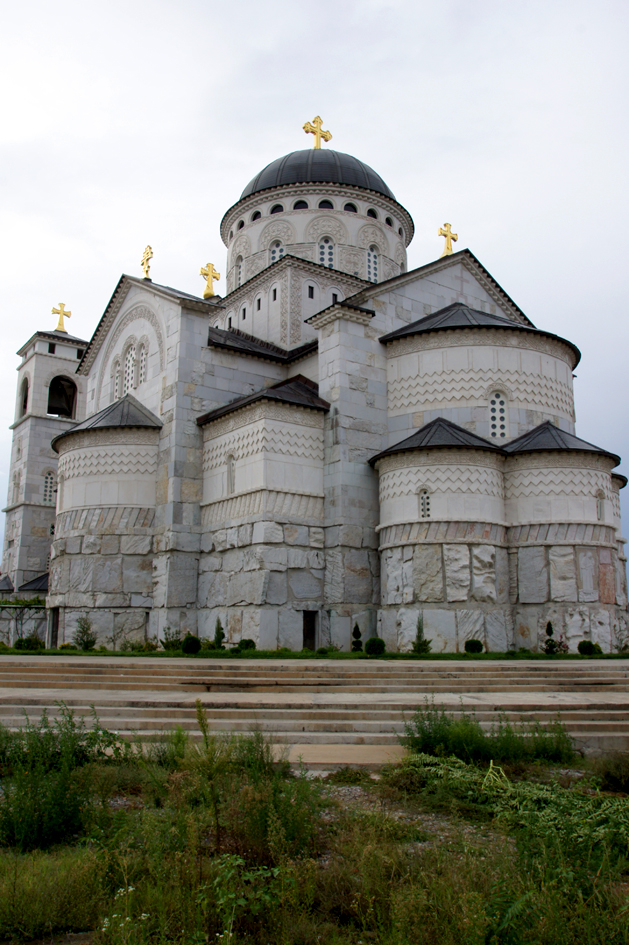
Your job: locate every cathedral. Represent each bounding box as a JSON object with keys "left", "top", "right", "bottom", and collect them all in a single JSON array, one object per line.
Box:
[{"left": 2, "top": 119, "right": 627, "bottom": 652}]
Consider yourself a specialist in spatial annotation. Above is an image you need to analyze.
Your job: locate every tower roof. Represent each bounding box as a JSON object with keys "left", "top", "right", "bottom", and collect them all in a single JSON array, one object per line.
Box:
[
  {"left": 51, "top": 394, "right": 162, "bottom": 452},
  {"left": 240, "top": 149, "right": 395, "bottom": 200},
  {"left": 503, "top": 421, "right": 620, "bottom": 465},
  {"left": 369, "top": 417, "right": 503, "bottom": 466}
]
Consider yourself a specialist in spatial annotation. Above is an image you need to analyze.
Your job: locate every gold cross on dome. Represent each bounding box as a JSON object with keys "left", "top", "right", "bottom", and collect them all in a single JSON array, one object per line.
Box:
[
  {"left": 438, "top": 223, "right": 458, "bottom": 257},
  {"left": 199, "top": 262, "right": 220, "bottom": 299},
  {"left": 52, "top": 303, "right": 71, "bottom": 333},
  {"left": 141, "top": 245, "right": 153, "bottom": 279},
  {"left": 303, "top": 115, "right": 332, "bottom": 149}
]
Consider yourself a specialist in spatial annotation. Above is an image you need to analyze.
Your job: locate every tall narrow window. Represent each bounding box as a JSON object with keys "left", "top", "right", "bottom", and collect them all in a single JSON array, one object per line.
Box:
[
  {"left": 12, "top": 470, "right": 20, "bottom": 505},
  {"left": 43, "top": 472, "right": 56, "bottom": 505},
  {"left": 489, "top": 391, "right": 508, "bottom": 439},
  {"left": 596, "top": 490, "right": 605, "bottom": 521},
  {"left": 319, "top": 238, "right": 334, "bottom": 268},
  {"left": 419, "top": 490, "right": 431, "bottom": 519},
  {"left": 308, "top": 285, "right": 314, "bottom": 299},
  {"left": 272, "top": 288, "right": 277, "bottom": 301},
  {"left": 112, "top": 361, "right": 121, "bottom": 402},
  {"left": 226, "top": 454, "right": 235, "bottom": 495},
  {"left": 256, "top": 297, "right": 261, "bottom": 311},
  {"left": 270, "top": 241, "right": 284, "bottom": 263},
  {"left": 122, "top": 345, "right": 136, "bottom": 395},
  {"left": 367, "top": 245, "right": 379, "bottom": 283},
  {"left": 19, "top": 378, "right": 28, "bottom": 417},
  {"left": 138, "top": 345, "right": 148, "bottom": 385},
  {"left": 236, "top": 256, "right": 243, "bottom": 287}
]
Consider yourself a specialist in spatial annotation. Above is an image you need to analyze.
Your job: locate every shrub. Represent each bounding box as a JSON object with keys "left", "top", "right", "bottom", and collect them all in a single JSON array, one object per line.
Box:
[
  {"left": 592, "top": 751, "right": 629, "bottom": 792},
  {"left": 214, "top": 618, "right": 226, "bottom": 649},
  {"left": 161, "top": 624, "right": 182, "bottom": 650},
  {"left": 464, "top": 639, "right": 484, "bottom": 654},
  {"left": 182, "top": 634, "right": 201, "bottom": 655},
  {"left": 542, "top": 620, "right": 568, "bottom": 655},
  {"left": 14, "top": 633, "right": 44, "bottom": 651},
  {"left": 58, "top": 642, "right": 76, "bottom": 651},
  {"left": 578, "top": 639, "right": 602, "bottom": 656},
  {"left": 237, "top": 638, "right": 256, "bottom": 652},
  {"left": 351, "top": 623, "right": 363, "bottom": 652},
  {"left": 403, "top": 700, "right": 575, "bottom": 764},
  {"left": 200, "top": 637, "right": 216, "bottom": 650},
  {"left": 365, "top": 636, "right": 386, "bottom": 656},
  {"left": 411, "top": 615, "right": 431, "bottom": 655},
  {"left": 316, "top": 646, "right": 331, "bottom": 655},
  {"left": 73, "top": 615, "right": 97, "bottom": 651}
]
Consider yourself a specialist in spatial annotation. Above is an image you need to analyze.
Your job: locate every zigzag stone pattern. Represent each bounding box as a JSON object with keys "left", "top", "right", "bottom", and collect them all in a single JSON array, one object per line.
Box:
[
  {"left": 388, "top": 369, "right": 574, "bottom": 419},
  {"left": 505, "top": 467, "right": 613, "bottom": 500},
  {"left": 380, "top": 464, "right": 505, "bottom": 501},
  {"left": 203, "top": 422, "right": 324, "bottom": 471},
  {"left": 58, "top": 447, "right": 158, "bottom": 480}
]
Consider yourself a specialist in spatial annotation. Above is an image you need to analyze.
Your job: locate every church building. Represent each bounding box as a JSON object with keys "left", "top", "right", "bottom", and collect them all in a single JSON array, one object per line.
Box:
[{"left": 2, "top": 120, "right": 627, "bottom": 652}]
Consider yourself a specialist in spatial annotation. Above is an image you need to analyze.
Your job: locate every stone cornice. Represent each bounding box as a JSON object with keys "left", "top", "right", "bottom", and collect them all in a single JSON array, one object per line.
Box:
[
  {"left": 307, "top": 303, "right": 374, "bottom": 331},
  {"left": 201, "top": 399, "right": 325, "bottom": 438},
  {"left": 220, "top": 254, "right": 367, "bottom": 308}
]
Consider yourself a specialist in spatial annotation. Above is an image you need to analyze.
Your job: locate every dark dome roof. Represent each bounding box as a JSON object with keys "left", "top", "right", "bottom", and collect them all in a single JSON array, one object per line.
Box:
[{"left": 240, "top": 149, "right": 395, "bottom": 200}]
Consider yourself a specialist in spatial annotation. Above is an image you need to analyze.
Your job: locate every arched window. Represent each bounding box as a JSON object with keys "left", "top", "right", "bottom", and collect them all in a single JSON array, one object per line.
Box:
[
  {"left": 596, "top": 490, "right": 605, "bottom": 521},
  {"left": 318, "top": 199, "right": 334, "bottom": 209},
  {"left": 489, "top": 391, "right": 508, "bottom": 439},
  {"left": 385, "top": 217, "right": 393, "bottom": 227},
  {"left": 367, "top": 208, "right": 378, "bottom": 219},
  {"left": 236, "top": 256, "right": 243, "bottom": 287},
  {"left": 251, "top": 210, "right": 261, "bottom": 221},
  {"left": 398, "top": 227, "right": 403, "bottom": 236},
  {"left": 138, "top": 344, "right": 148, "bottom": 385},
  {"left": 229, "top": 230, "right": 233, "bottom": 241},
  {"left": 270, "top": 204, "right": 284, "bottom": 214},
  {"left": 319, "top": 238, "right": 334, "bottom": 269},
  {"left": 344, "top": 202, "right": 357, "bottom": 213},
  {"left": 270, "top": 241, "right": 284, "bottom": 264},
  {"left": 293, "top": 200, "right": 308, "bottom": 210},
  {"left": 12, "top": 470, "right": 21, "bottom": 505},
  {"left": 47, "top": 376, "right": 77, "bottom": 418},
  {"left": 237, "top": 220, "right": 244, "bottom": 230},
  {"left": 19, "top": 378, "right": 28, "bottom": 417},
  {"left": 419, "top": 490, "right": 431, "bottom": 519},
  {"left": 367, "top": 245, "right": 379, "bottom": 283},
  {"left": 43, "top": 471, "right": 56, "bottom": 505},
  {"left": 122, "top": 345, "right": 136, "bottom": 395},
  {"left": 226, "top": 454, "right": 235, "bottom": 495}
]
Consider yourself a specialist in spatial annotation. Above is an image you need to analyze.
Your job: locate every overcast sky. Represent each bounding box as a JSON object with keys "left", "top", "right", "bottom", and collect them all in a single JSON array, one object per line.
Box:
[{"left": 1, "top": 0, "right": 628, "bottom": 541}]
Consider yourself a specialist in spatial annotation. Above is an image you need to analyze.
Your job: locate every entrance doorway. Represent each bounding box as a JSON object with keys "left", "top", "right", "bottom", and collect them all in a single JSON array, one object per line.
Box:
[{"left": 302, "top": 611, "right": 317, "bottom": 651}]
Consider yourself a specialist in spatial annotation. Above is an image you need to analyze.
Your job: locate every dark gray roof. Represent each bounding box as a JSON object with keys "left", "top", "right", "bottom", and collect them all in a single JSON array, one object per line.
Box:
[
  {"left": 52, "top": 394, "right": 162, "bottom": 452},
  {"left": 197, "top": 375, "right": 329, "bottom": 426},
  {"left": 240, "top": 149, "right": 395, "bottom": 200},
  {"left": 504, "top": 421, "right": 620, "bottom": 465},
  {"left": 378, "top": 301, "right": 581, "bottom": 365},
  {"left": 370, "top": 418, "right": 502, "bottom": 466},
  {"left": 207, "top": 326, "right": 317, "bottom": 363},
  {"left": 18, "top": 573, "right": 49, "bottom": 592},
  {"left": 0, "top": 575, "right": 14, "bottom": 592}
]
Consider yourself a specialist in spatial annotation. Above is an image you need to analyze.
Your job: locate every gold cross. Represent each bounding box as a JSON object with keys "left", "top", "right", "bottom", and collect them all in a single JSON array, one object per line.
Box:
[
  {"left": 438, "top": 223, "right": 458, "bottom": 257},
  {"left": 303, "top": 115, "right": 332, "bottom": 149},
  {"left": 199, "top": 262, "right": 220, "bottom": 299},
  {"left": 141, "top": 245, "right": 153, "bottom": 279},
  {"left": 52, "top": 303, "right": 71, "bottom": 333}
]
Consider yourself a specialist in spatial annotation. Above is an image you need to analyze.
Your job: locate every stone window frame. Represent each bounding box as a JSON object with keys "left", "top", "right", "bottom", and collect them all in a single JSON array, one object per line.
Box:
[
  {"left": 236, "top": 256, "right": 243, "bottom": 287},
  {"left": 367, "top": 244, "right": 379, "bottom": 283},
  {"left": 318, "top": 236, "right": 335, "bottom": 269},
  {"left": 11, "top": 469, "right": 21, "bottom": 506},
  {"left": 596, "top": 489, "right": 605, "bottom": 522},
  {"left": 110, "top": 358, "right": 121, "bottom": 402},
  {"left": 137, "top": 336, "right": 149, "bottom": 386},
  {"left": 418, "top": 487, "right": 431, "bottom": 519},
  {"left": 42, "top": 469, "right": 56, "bottom": 506},
  {"left": 225, "top": 453, "right": 235, "bottom": 496},
  {"left": 488, "top": 389, "right": 509, "bottom": 439},
  {"left": 121, "top": 337, "right": 138, "bottom": 396},
  {"left": 269, "top": 241, "right": 284, "bottom": 265}
]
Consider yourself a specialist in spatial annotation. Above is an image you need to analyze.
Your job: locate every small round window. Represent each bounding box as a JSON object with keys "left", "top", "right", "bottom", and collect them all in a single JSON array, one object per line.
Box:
[{"left": 489, "top": 392, "right": 508, "bottom": 438}]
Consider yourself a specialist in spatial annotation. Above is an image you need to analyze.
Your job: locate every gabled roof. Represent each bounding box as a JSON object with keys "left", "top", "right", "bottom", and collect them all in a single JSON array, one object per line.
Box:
[
  {"left": 77, "top": 274, "right": 222, "bottom": 376},
  {"left": 378, "top": 300, "right": 581, "bottom": 365},
  {"left": 0, "top": 575, "right": 14, "bottom": 592},
  {"left": 51, "top": 394, "right": 162, "bottom": 452},
  {"left": 18, "top": 573, "right": 49, "bottom": 592},
  {"left": 206, "top": 326, "right": 317, "bottom": 364},
  {"left": 504, "top": 421, "right": 620, "bottom": 465},
  {"left": 197, "top": 375, "right": 329, "bottom": 426},
  {"left": 369, "top": 417, "right": 503, "bottom": 466}
]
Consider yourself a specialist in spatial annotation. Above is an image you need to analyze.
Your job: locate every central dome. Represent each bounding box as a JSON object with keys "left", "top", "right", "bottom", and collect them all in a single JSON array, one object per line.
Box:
[{"left": 240, "top": 149, "right": 395, "bottom": 201}]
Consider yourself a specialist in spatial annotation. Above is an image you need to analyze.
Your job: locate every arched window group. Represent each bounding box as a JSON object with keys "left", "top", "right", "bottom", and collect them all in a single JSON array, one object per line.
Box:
[
  {"left": 43, "top": 471, "right": 56, "bottom": 505},
  {"left": 319, "top": 238, "right": 334, "bottom": 268},
  {"left": 270, "top": 241, "right": 284, "bottom": 264},
  {"left": 489, "top": 391, "right": 508, "bottom": 439},
  {"left": 110, "top": 342, "right": 149, "bottom": 402},
  {"left": 367, "top": 245, "right": 379, "bottom": 283}
]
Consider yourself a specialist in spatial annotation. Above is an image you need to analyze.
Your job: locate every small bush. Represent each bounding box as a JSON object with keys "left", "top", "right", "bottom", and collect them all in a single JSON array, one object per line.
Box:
[
  {"left": 73, "top": 615, "right": 97, "bottom": 651},
  {"left": 200, "top": 637, "right": 216, "bottom": 650},
  {"left": 236, "top": 638, "right": 256, "bottom": 652},
  {"left": 411, "top": 615, "right": 431, "bottom": 655},
  {"left": 161, "top": 624, "right": 182, "bottom": 650},
  {"left": 464, "top": 639, "right": 484, "bottom": 654},
  {"left": 182, "top": 634, "right": 201, "bottom": 655},
  {"left": 58, "top": 642, "right": 76, "bottom": 651},
  {"left": 14, "top": 633, "right": 44, "bottom": 651},
  {"left": 365, "top": 636, "right": 386, "bottom": 656},
  {"left": 592, "top": 751, "right": 629, "bottom": 792},
  {"left": 542, "top": 620, "right": 569, "bottom": 655},
  {"left": 351, "top": 623, "right": 363, "bottom": 652},
  {"left": 578, "top": 639, "right": 602, "bottom": 656},
  {"left": 214, "top": 618, "right": 226, "bottom": 650},
  {"left": 316, "top": 646, "right": 331, "bottom": 655}
]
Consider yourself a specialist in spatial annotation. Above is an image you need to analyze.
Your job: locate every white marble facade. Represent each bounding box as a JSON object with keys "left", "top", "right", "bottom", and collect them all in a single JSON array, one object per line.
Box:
[{"left": 2, "top": 146, "right": 627, "bottom": 652}]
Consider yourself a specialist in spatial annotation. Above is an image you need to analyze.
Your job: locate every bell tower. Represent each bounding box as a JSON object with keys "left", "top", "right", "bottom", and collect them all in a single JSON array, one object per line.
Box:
[{"left": 1, "top": 314, "right": 89, "bottom": 592}]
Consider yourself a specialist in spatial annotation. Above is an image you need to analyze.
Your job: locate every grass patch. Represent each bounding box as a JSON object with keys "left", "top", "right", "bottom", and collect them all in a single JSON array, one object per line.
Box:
[{"left": 403, "top": 700, "right": 576, "bottom": 765}]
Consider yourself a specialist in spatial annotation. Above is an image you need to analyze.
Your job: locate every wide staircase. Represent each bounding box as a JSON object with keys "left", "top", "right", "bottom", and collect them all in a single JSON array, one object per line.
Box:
[{"left": 1, "top": 656, "right": 628, "bottom": 759}]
